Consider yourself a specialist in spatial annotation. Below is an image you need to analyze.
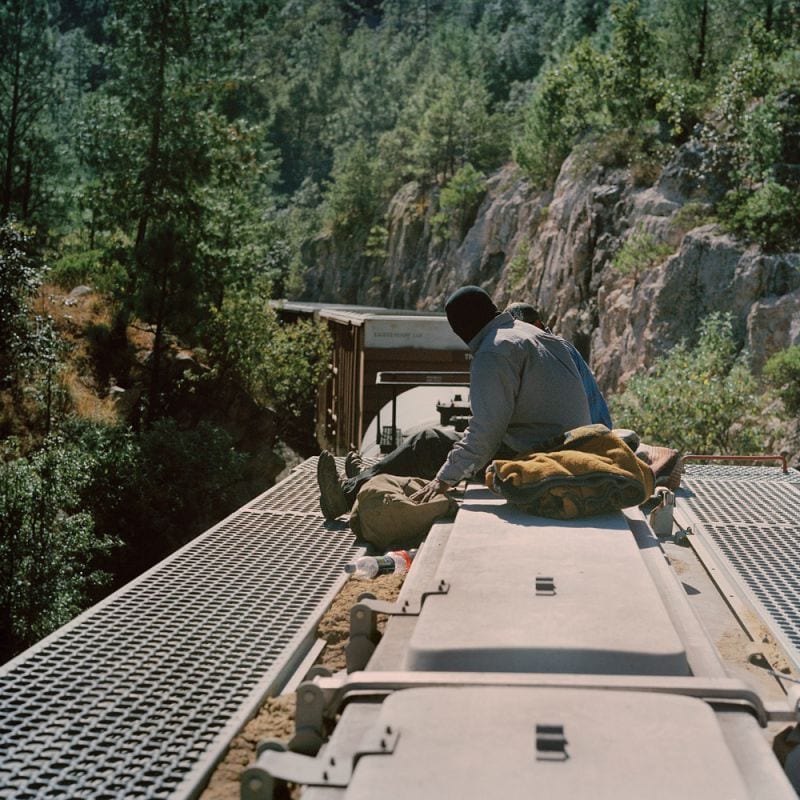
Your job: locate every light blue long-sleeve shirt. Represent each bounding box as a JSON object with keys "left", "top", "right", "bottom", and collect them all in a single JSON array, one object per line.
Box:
[
  {"left": 563, "top": 340, "right": 613, "bottom": 428},
  {"left": 436, "top": 313, "right": 591, "bottom": 485}
]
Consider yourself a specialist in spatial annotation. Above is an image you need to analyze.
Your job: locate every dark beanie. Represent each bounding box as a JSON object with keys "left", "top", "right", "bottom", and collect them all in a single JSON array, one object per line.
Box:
[{"left": 445, "top": 286, "right": 499, "bottom": 345}]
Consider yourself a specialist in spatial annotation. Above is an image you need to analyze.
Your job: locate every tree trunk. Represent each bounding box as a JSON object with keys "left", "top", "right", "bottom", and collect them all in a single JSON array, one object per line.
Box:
[
  {"left": 134, "top": 2, "right": 169, "bottom": 260},
  {"left": 145, "top": 261, "right": 170, "bottom": 426},
  {"left": 1, "top": 15, "right": 22, "bottom": 219},
  {"left": 692, "top": 0, "right": 708, "bottom": 81}
]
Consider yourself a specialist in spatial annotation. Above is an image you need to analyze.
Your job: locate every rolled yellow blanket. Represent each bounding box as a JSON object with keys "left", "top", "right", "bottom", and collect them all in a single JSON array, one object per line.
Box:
[{"left": 486, "top": 425, "right": 655, "bottom": 519}]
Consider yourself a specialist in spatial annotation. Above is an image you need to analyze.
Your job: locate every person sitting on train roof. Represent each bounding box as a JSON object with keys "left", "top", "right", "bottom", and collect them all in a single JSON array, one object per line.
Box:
[
  {"left": 316, "top": 285, "right": 591, "bottom": 519},
  {"left": 505, "top": 302, "right": 612, "bottom": 430}
]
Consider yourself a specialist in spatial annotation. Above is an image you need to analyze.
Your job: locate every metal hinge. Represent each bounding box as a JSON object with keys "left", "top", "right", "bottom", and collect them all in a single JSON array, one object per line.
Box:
[
  {"left": 346, "top": 580, "right": 450, "bottom": 672},
  {"left": 242, "top": 723, "right": 400, "bottom": 800}
]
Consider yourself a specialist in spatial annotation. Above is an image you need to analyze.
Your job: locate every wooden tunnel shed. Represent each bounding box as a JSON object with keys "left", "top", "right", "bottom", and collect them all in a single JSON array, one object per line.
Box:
[{"left": 273, "top": 301, "right": 470, "bottom": 455}]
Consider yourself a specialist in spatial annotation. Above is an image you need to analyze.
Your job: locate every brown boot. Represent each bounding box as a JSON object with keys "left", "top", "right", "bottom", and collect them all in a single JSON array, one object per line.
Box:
[
  {"left": 344, "top": 450, "right": 364, "bottom": 478},
  {"left": 317, "top": 451, "right": 350, "bottom": 520}
]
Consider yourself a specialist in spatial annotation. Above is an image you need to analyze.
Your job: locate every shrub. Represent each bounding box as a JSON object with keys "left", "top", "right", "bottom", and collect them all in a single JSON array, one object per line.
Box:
[
  {"left": 612, "top": 226, "right": 673, "bottom": 277},
  {"left": 48, "top": 247, "right": 127, "bottom": 294},
  {"left": 364, "top": 224, "right": 389, "bottom": 259},
  {"left": 671, "top": 202, "right": 716, "bottom": 235},
  {"left": 61, "top": 418, "right": 250, "bottom": 588},
  {"left": 699, "top": 23, "right": 782, "bottom": 189},
  {"left": 0, "top": 436, "right": 119, "bottom": 658},
  {"left": 431, "top": 163, "right": 487, "bottom": 241},
  {"left": 764, "top": 346, "right": 800, "bottom": 414},
  {"left": 0, "top": 221, "right": 42, "bottom": 385},
  {"left": 507, "top": 234, "right": 531, "bottom": 286},
  {"left": 718, "top": 182, "right": 800, "bottom": 251},
  {"left": 612, "top": 312, "right": 765, "bottom": 454},
  {"left": 209, "top": 289, "right": 332, "bottom": 426}
]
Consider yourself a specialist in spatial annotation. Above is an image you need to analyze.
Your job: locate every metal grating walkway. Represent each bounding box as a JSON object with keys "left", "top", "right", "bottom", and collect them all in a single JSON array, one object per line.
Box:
[
  {"left": 678, "top": 463, "right": 800, "bottom": 672},
  {"left": 0, "top": 457, "right": 359, "bottom": 800}
]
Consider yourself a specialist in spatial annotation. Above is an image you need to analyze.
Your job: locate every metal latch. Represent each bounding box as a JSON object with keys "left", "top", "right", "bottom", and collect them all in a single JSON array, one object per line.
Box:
[
  {"left": 535, "top": 576, "right": 556, "bottom": 596},
  {"left": 649, "top": 488, "right": 675, "bottom": 536},
  {"left": 536, "top": 724, "right": 568, "bottom": 761}
]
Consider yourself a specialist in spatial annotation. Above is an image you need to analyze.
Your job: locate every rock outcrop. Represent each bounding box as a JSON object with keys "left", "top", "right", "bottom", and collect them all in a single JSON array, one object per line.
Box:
[{"left": 307, "top": 143, "right": 800, "bottom": 397}]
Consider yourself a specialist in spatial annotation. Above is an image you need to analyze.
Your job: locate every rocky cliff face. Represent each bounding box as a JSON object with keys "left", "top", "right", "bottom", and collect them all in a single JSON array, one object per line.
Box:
[{"left": 307, "top": 144, "right": 800, "bottom": 399}]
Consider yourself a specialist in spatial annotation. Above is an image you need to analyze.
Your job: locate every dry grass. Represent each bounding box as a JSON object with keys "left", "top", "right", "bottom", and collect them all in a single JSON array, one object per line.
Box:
[
  {"left": 61, "top": 367, "right": 119, "bottom": 425},
  {"left": 34, "top": 284, "right": 113, "bottom": 341}
]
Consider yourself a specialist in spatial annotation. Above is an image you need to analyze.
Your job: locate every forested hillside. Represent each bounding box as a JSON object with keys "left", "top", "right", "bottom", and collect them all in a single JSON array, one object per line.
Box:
[{"left": 2, "top": 0, "right": 799, "bottom": 660}]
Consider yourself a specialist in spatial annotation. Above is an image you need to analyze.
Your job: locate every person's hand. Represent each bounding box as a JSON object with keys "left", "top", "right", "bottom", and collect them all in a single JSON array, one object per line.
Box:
[{"left": 410, "top": 478, "right": 453, "bottom": 504}]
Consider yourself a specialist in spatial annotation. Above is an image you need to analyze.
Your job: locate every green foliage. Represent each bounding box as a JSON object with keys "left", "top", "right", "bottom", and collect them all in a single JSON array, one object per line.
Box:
[
  {"left": 671, "top": 201, "right": 716, "bottom": 234},
  {"left": 133, "top": 419, "right": 248, "bottom": 554},
  {"left": 375, "top": 48, "right": 506, "bottom": 192},
  {"left": 507, "top": 233, "right": 532, "bottom": 286},
  {"left": 740, "top": 94, "right": 784, "bottom": 181},
  {"left": 0, "top": 0, "right": 59, "bottom": 224},
  {"left": 651, "top": 0, "right": 761, "bottom": 83},
  {"left": 431, "top": 163, "right": 486, "bottom": 241},
  {"left": 324, "top": 142, "right": 384, "bottom": 234},
  {"left": 653, "top": 76, "right": 706, "bottom": 140},
  {"left": 555, "top": 0, "right": 612, "bottom": 56},
  {"left": 195, "top": 117, "right": 282, "bottom": 303},
  {"left": 763, "top": 345, "right": 800, "bottom": 415},
  {"left": 0, "top": 435, "right": 118, "bottom": 658},
  {"left": 409, "top": 73, "right": 503, "bottom": 182},
  {"left": 719, "top": 182, "right": 800, "bottom": 252},
  {"left": 612, "top": 225, "right": 673, "bottom": 277},
  {"left": 60, "top": 417, "right": 249, "bottom": 589},
  {"left": 700, "top": 22, "right": 782, "bottom": 187},
  {"left": 0, "top": 220, "right": 66, "bottom": 434},
  {"left": 209, "top": 289, "right": 332, "bottom": 425},
  {"left": 604, "top": 1, "right": 659, "bottom": 128},
  {"left": 365, "top": 224, "right": 389, "bottom": 259},
  {"left": 612, "top": 312, "right": 765, "bottom": 453},
  {"left": 514, "top": 39, "right": 608, "bottom": 186},
  {"left": 48, "top": 243, "right": 127, "bottom": 295},
  {"left": 0, "top": 221, "right": 42, "bottom": 383},
  {"left": 699, "top": 21, "right": 800, "bottom": 250}
]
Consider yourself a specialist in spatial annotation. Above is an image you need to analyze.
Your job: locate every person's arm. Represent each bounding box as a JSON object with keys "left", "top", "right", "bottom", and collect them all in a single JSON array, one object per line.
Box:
[
  {"left": 435, "top": 349, "right": 517, "bottom": 485},
  {"left": 410, "top": 477, "right": 454, "bottom": 504}
]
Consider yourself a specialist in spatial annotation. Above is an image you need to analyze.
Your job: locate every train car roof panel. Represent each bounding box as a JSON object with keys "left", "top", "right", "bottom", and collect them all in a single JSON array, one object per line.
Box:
[
  {"left": 405, "top": 490, "right": 689, "bottom": 675},
  {"left": 344, "top": 687, "right": 750, "bottom": 799}
]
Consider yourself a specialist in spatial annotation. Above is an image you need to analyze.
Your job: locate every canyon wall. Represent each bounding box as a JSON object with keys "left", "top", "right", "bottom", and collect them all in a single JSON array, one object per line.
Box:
[{"left": 307, "top": 145, "right": 800, "bottom": 396}]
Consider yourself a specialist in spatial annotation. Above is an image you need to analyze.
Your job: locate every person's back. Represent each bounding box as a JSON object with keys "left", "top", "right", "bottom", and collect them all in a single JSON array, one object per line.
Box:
[
  {"left": 474, "top": 314, "right": 589, "bottom": 451},
  {"left": 317, "top": 287, "right": 592, "bottom": 517},
  {"left": 505, "top": 301, "right": 612, "bottom": 429},
  {"left": 436, "top": 311, "right": 590, "bottom": 485}
]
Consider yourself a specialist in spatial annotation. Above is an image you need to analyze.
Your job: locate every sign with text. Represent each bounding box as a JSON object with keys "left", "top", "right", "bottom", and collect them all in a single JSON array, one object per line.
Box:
[{"left": 363, "top": 317, "right": 466, "bottom": 350}]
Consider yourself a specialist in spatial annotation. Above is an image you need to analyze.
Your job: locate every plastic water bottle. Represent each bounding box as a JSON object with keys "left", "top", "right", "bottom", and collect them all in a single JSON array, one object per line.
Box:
[{"left": 344, "top": 549, "right": 417, "bottom": 579}]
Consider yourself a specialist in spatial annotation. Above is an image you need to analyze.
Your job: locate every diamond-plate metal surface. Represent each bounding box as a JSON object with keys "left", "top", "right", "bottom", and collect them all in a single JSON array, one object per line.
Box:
[
  {"left": 249, "top": 475, "right": 326, "bottom": 515},
  {"left": 250, "top": 456, "right": 379, "bottom": 515},
  {"left": 683, "top": 463, "right": 800, "bottom": 483},
  {"left": 0, "top": 462, "right": 360, "bottom": 800},
  {"left": 679, "top": 465, "right": 800, "bottom": 672}
]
